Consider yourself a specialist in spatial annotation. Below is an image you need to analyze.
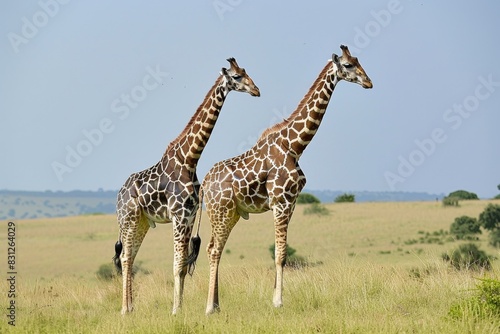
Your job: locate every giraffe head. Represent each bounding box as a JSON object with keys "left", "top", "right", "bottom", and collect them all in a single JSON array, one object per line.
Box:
[
  {"left": 332, "top": 45, "right": 373, "bottom": 89},
  {"left": 221, "top": 58, "right": 260, "bottom": 97}
]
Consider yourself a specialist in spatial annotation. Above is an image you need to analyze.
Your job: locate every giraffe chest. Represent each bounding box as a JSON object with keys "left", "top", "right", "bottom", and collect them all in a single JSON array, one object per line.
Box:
[{"left": 141, "top": 179, "right": 199, "bottom": 221}]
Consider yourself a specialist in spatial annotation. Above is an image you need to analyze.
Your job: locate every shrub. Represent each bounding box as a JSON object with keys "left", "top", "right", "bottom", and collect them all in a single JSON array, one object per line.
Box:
[
  {"left": 449, "top": 278, "right": 500, "bottom": 319},
  {"left": 442, "top": 243, "right": 492, "bottom": 271},
  {"left": 303, "top": 202, "right": 329, "bottom": 216},
  {"left": 478, "top": 204, "right": 500, "bottom": 248},
  {"left": 97, "top": 261, "right": 151, "bottom": 280},
  {"left": 96, "top": 263, "right": 116, "bottom": 280},
  {"left": 269, "top": 244, "right": 308, "bottom": 268},
  {"left": 409, "top": 265, "right": 439, "bottom": 280},
  {"left": 478, "top": 203, "right": 500, "bottom": 231},
  {"left": 334, "top": 193, "right": 355, "bottom": 203},
  {"left": 447, "top": 190, "right": 479, "bottom": 200},
  {"left": 269, "top": 243, "right": 296, "bottom": 260},
  {"left": 475, "top": 278, "right": 500, "bottom": 315},
  {"left": 488, "top": 229, "right": 500, "bottom": 248},
  {"left": 442, "top": 196, "right": 460, "bottom": 207},
  {"left": 449, "top": 216, "right": 481, "bottom": 240},
  {"left": 296, "top": 193, "right": 321, "bottom": 204}
]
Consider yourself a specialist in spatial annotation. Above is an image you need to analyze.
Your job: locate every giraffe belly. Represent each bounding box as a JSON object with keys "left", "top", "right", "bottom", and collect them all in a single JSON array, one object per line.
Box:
[
  {"left": 235, "top": 194, "right": 270, "bottom": 217},
  {"left": 143, "top": 210, "right": 172, "bottom": 225}
]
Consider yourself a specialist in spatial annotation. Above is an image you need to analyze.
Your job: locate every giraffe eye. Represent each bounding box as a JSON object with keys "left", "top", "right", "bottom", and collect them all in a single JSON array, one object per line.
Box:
[
  {"left": 232, "top": 75, "right": 242, "bottom": 80},
  {"left": 343, "top": 63, "right": 353, "bottom": 69}
]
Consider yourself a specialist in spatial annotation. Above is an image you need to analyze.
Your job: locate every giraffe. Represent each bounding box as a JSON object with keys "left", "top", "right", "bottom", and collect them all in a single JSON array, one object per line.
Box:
[
  {"left": 112, "top": 58, "right": 260, "bottom": 315},
  {"left": 192, "top": 45, "right": 372, "bottom": 314}
]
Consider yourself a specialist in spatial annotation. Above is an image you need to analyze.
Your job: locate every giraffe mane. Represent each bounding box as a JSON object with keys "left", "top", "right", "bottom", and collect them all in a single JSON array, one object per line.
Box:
[
  {"left": 165, "top": 75, "right": 224, "bottom": 153},
  {"left": 257, "top": 60, "right": 332, "bottom": 141}
]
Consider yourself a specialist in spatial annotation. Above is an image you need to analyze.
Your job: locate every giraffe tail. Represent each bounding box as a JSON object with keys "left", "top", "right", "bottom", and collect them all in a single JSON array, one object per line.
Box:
[
  {"left": 186, "top": 186, "right": 204, "bottom": 276},
  {"left": 112, "top": 235, "right": 123, "bottom": 275}
]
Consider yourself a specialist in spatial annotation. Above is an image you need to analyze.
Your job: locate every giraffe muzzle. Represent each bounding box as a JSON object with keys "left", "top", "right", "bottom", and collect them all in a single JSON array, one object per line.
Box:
[
  {"left": 250, "top": 87, "right": 261, "bottom": 97},
  {"left": 362, "top": 80, "right": 373, "bottom": 89}
]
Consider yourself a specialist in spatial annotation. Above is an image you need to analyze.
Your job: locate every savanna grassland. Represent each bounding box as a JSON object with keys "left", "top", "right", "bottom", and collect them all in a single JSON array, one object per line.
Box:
[{"left": 1, "top": 200, "right": 499, "bottom": 333}]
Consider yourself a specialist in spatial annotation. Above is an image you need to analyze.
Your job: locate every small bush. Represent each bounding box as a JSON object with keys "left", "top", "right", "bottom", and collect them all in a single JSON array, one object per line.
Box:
[
  {"left": 404, "top": 238, "right": 418, "bottom": 245},
  {"left": 488, "top": 229, "right": 500, "bottom": 248},
  {"left": 478, "top": 203, "right": 500, "bottom": 231},
  {"left": 97, "top": 261, "right": 151, "bottom": 280},
  {"left": 296, "top": 193, "right": 321, "bottom": 204},
  {"left": 449, "top": 216, "right": 481, "bottom": 240},
  {"left": 303, "top": 203, "right": 329, "bottom": 216},
  {"left": 409, "top": 265, "right": 439, "bottom": 280},
  {"left": 475, "top": 278, "right": 500, "bottom": 315},
  {"left": 442, "top": 243, "right": 492, "bottom": 271},
  {"left": 449, "top": 278, "right": 500, "bottom": 319},
  {"left": 269, "top": 244, "right": 309, "bottom": 268},
  {"left": 478, "top": 204, "right": 500, "bottom": 248},
  {"left": 405, "top": 229, "right": 451, "bottom": 245},
  {"left": 334, "top": 193, "right": 355, "bottom": 203},
  {"left": 269, "top": 243, "right": 296, "bottom": 260},
  {"left": 96, "top": 263, "right": 116, "bottom": 280}
]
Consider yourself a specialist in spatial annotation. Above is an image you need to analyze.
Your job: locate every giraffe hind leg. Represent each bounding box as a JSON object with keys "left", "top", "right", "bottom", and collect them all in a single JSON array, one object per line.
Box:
[
  {"left": 119, "top": 213, "right": 150, "bottom": 314},
  {"left": 206, "top": 215, "right": 239, "bottom": 315},
  {"left": 206, "top": 235, "right": 222, "bottom": 314}
]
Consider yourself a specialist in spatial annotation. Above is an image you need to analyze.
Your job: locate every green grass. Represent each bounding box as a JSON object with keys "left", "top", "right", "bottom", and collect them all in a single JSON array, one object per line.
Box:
[{"left": 1, "top": 200, "right": 499, "bottom": 332}]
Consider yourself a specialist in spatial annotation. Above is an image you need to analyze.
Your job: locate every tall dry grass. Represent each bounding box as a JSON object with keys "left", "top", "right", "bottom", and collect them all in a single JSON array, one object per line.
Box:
[{"left": 1, "top": 200, "right": 499, "bottom": 332}]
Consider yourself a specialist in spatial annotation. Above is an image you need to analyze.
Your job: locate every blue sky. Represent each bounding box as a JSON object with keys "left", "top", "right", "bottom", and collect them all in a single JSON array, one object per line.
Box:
[{"left": 1, "top": 1, "right": 499, "bottom": 198}]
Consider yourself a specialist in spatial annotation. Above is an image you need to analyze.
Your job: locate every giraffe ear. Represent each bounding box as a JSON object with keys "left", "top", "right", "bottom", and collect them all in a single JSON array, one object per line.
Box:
[
  {"left": 220, "top": 67, "right": 228, "bottom": 76},
  {"left": 332, "top": 54, "right": 340, "bottom": 65}
]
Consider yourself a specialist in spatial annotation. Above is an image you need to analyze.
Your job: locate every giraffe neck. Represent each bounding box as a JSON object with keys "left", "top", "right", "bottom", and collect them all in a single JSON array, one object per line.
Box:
[
  {"left": 281, "top": 61, "right": 338, "bottom": 158},
  {"left": 164, "top": 75, "right": 229, "bottom": 169}
]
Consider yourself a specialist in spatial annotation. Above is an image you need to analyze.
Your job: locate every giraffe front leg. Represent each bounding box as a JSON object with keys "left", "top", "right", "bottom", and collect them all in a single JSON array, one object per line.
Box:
[
  {"left": 272, "top": 205, "right": 292, "bottom": 308},
  {"left": 171, "top": 219, "right": 192, "bottom": 315},
  {"left": 172, "top": 262, "right": 186, "bottom": 315},
  {"left": 272, "top": 243, "right": 286, "bottom": 308}
]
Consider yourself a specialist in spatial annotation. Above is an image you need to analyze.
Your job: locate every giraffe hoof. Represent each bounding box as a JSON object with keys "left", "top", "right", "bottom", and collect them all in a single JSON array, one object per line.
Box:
[
  {"left": 205, "top": 305, "right": 221, "bottom": 315},
  {"left": 121, "top": 306, "right": 133, "bottom": 315},
  {"left": 273, "top": 301, "right": 283, "bottom": 308}
]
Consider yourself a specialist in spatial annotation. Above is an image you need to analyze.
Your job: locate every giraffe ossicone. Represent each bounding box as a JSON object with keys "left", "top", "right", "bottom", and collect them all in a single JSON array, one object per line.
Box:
[
  {"left": 193, "top": 45, "right": 372, "bottom": 315},
  {"left": 112, "top": 57, "right": 260, "bottom": 315}
]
